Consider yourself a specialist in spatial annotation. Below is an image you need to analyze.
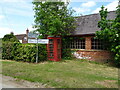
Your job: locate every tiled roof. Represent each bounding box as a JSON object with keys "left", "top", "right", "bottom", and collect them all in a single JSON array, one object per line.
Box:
[
  {"left": 15, "top": 34, "right": 26, "bottom": 40},
  {"left": 72, "top": 11, "right": 116, "bottom": 35}
]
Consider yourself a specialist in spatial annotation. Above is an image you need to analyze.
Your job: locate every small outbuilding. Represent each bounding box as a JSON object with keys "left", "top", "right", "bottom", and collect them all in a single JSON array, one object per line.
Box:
[{"left": 67, "top": 11, "right": 116, "bottom": 62}]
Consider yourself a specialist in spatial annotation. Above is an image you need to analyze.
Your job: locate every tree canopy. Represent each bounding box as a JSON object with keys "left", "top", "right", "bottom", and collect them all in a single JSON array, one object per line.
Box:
[{"left": 32, "top": 0, "right": 75, "bottom": 38}]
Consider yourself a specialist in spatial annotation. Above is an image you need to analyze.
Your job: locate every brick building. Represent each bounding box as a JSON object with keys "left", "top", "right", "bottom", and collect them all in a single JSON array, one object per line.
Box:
[
  {"left": 15, "top": 29, "right": 29, "bottom": 43},
  {"left": 69, "top": 11, "right": 116, "bottom": 62}
]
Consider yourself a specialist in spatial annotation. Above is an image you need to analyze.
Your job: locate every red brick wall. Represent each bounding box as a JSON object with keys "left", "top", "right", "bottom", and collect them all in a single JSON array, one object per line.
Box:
[
  {"left": 72, "top": 35, "right": 114, "bottom": 62},
  {"left": 74, "top": 50, "right": 114, "bottom": 62},
  {"left": 85, "top": 36, "right": 92, "bottom": 50}
]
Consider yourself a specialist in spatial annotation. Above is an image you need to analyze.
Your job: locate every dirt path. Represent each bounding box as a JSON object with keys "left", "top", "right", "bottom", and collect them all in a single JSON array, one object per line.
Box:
[{"left": 1, "top": 74, "right": 49, "bottom": 88}]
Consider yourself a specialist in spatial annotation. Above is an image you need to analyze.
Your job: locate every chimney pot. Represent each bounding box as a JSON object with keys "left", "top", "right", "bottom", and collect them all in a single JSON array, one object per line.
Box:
[{"left": 26, "top": 28, "right": 29, "bottom": 35}]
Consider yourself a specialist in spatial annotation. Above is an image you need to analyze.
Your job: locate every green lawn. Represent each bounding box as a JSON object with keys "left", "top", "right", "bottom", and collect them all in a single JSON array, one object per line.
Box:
[{"left": 1, "top": 59, "right": 118, "bottom": 88}]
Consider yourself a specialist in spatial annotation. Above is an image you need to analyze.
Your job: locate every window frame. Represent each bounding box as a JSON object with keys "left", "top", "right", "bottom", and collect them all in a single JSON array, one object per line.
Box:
[
  {"left": 69, "top": 37, "right": 85, "bottom": 49},
  {"left": 91, "top": 37, "right": 104, "bottom": 50}
]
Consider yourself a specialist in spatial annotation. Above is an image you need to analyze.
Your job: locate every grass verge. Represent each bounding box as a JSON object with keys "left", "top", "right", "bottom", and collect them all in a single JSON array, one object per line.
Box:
[{"left": 1, "top": 59, "right": 118, "bottom": 88}]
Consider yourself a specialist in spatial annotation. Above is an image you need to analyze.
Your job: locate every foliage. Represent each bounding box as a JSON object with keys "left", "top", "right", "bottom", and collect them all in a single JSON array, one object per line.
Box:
[
  {"left": 2, "top": 42, "right": 19, "bottom": 60},
  {"left": 98, "top": 5, "right": 109, "bottom": 30},
  {"left": 32, "top": 0, "right": 76, "bottom": 59},
  {"left": 14, "top": 43, "right": 47, "bottom": 62},
  {"left": 2, "top": 33, "right": 19, "bottom": 42},
  {"left": 62, "top": 48, "right": 72, "bottom": 59},
  {"left": 32, "top": 0, "right": 76, "bottom": 37},
  {"left": 2, "top": 42, "right": 16, "bottom": 60},
  {"left": 62, "top": 37, "right": 73, "bottom": 59},
  {"left": 2, "top": 42, "right": 47, "bottom": 63},
  {"left": 96, "top": 5, "right": 120, "bottom": 67},
  {"left": 2, "top": 33, "right": 20, "bottom": 59}
]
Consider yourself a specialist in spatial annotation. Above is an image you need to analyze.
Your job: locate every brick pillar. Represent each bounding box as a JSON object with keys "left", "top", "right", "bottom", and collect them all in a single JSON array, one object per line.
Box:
[{"left": 85, "top": 37, "right": 91, "bottom": 50}]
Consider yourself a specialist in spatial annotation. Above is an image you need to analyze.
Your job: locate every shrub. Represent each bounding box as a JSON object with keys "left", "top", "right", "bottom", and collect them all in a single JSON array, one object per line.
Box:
[
  {"left": 14, "top": 44, "right": 47, "bottom": 62},
  {"left": 2, "top": 42, "right": 19, "bottom": 60},
  {"left": 111, "top": 45, "right": 120, "bottom": 67},
  {"left": 62, "top": 48, "right": 73, "bottom": 59},
  {"left": 2, "top": 42, "right": 47, "bottom": 63},
  {"left": 2, "top": 33, "right": 19, "bottom": 42}
]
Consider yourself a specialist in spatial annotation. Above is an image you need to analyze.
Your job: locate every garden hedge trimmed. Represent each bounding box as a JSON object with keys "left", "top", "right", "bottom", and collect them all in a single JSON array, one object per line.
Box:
[{"left": 2, "top": 42, "right": 47, "bottom": 63}]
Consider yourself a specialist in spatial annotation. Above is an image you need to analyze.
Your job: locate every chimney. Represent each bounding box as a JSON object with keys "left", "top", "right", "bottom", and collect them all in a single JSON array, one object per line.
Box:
[
  {"left": 26, "top": 28, "right": 29, "bottom": 35},
  {"left": 26, "top": 28, "right": 29, "bottom": 43},
  {"left": 10, "top": 31, "right": 14, "bottom": 35}
]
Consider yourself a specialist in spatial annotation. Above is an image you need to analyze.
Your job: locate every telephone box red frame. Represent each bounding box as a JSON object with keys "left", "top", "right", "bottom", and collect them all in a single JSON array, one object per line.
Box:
[{"left": 47, "top": 36, "right": 61, "bottom": 61}]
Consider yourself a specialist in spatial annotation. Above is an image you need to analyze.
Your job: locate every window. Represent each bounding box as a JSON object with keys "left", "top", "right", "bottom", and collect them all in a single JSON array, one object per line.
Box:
[
  {"left": 48, "top": 39, "right": 54, "bottom": 58},
  {"left": 24, "top": 37, "right": 27, "bottom": 41},
  {"left": 91, "top": 38, "right": 104, "bottom": 50},
  {"left": 69, "top": 37, "right": 85, "bottom": 49}
]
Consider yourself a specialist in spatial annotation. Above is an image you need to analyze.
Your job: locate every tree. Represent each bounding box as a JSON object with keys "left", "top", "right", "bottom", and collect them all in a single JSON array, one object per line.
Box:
[
  {"left": 2, "top": 32, "right": 19, "bottom": 42},
  {"left": 32, "top": 0, "right": 75, "bottom": 38},
  {"left": 96, "top": 5, "right": 120, "bottom": 66}
]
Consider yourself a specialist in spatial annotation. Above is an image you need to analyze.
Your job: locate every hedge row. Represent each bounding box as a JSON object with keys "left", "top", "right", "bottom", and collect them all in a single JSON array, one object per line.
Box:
[{"left": 2, "top": 42, "right": 47, "bottom": 62}]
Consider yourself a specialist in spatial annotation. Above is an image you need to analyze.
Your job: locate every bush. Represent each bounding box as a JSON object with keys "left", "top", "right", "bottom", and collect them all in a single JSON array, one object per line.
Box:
[
  {"left": 62, "top": 48, "right": 73, "bottom": 59},
  {"left": 2, "top": 42, "right": 47, "bottom": 63},
  {"left": 2, "top": 33, "right": 19, "bottom": 42},
  {"left": 111, "top": 45, "right": 120, "bottom": 67},
  {"left": 2, "top": 42, "right": 19, "bottom": 60}
]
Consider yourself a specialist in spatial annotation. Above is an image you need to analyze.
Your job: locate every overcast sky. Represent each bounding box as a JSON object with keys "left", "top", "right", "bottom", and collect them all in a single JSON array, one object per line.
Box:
[{"left": 0, "top": 0, "right": 119, "bottom": 38}]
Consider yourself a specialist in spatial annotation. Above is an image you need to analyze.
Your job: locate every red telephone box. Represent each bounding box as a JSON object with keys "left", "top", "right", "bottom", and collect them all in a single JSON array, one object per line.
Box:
[{"left": 47, "top": 36, "right": 61, "bottom": 61}]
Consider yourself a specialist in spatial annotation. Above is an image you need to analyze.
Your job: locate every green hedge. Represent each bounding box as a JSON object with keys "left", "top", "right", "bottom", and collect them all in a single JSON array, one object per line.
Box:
[
  {"left": 2, "top": 42, "right": 16, "bottom": 60},
  {"left": 2, "top": 42, "right": 47, "bottom": 63}
]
